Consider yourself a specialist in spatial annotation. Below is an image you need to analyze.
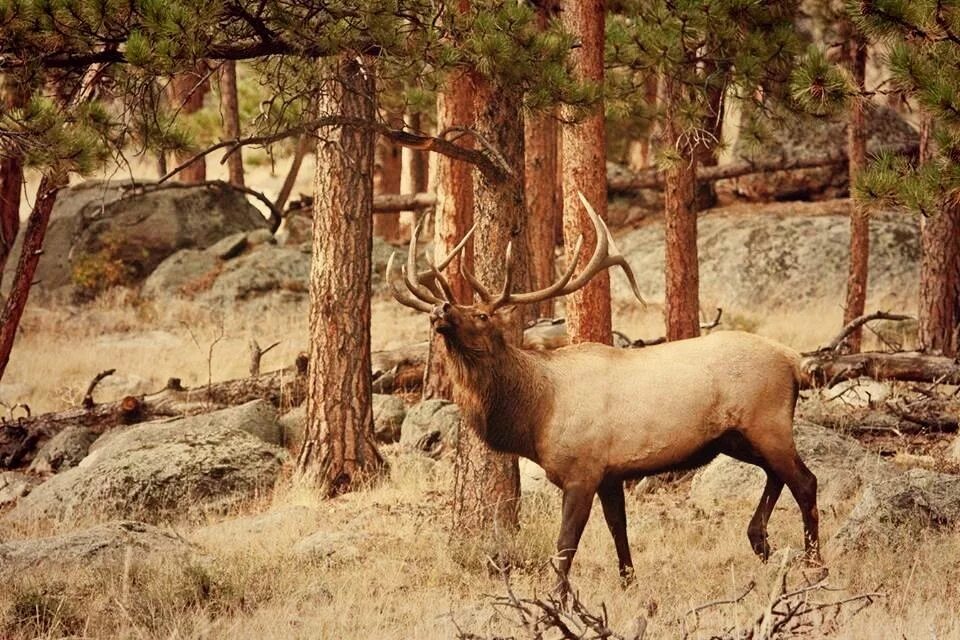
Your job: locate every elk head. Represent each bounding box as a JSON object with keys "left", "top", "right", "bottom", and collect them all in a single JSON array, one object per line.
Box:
[{"left": 386, "top": 192, "right": 645, "bottom": 358}]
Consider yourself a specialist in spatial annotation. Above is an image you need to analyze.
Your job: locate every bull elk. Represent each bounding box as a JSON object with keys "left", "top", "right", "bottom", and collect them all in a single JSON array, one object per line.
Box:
[{"left": 387, "top": 193, "right": 822, "bottom": 587}]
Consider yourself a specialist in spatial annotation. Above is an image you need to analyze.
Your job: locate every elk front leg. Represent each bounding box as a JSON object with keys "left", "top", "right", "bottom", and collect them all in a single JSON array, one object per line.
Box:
[
  {"left": 597, "top": 478, "right": 634, "bottom": 585},
  {"left": 555, "top": 484, "right": 595, "bottom": 595}
]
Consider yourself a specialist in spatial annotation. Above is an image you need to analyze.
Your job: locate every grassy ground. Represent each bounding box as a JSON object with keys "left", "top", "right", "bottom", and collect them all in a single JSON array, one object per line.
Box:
[{"left": 2, "top": 291, "right": 955, "bottom": 639}]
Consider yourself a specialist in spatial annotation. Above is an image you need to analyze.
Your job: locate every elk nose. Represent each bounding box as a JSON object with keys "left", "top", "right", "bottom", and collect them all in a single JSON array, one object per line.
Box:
[{"left": 431, "top": 302, "right": 451, "bottom": 320}]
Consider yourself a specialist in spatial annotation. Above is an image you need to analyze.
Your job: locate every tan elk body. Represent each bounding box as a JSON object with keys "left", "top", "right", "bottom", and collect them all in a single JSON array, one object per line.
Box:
[{"left": 389, "top": 193, "right": 821, "bottom": 586}]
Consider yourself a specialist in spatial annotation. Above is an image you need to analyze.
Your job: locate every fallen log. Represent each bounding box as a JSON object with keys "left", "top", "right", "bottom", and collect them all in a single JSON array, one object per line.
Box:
[
  {"left": 0, "top": 359, "right": 310, "bottom": 469},
  {"left": 607, "top": 143, "right": 918, "bottom": 194},
  {"left": 800, "top": 351, "right": 960, "bottom": 388}
]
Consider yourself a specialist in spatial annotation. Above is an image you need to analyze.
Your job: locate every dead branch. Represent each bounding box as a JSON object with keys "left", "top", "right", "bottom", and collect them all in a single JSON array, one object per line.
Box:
[
  {"left": 129, "top": 180, "right": 283, "bottom": 232},
  {"left": 700, "top": 308, "right": 723, "bottom": 330},
  {"left": 800, "top": 351, "right": 960, "bottom": 388},
  {"left": 812, "top": 310, "right": 914, "bottom": 354},
  {"left": 81, "top": 368, "right": 116, "bottom": 409},
  {"left": 249, "top": 339, "right": 281, "bottom": 377},
  {"left": 884, "top": 401, "right": 959, "bottom": 433},
  {"left": 629, "top": 308, "right": 722, "bottom": 348}
]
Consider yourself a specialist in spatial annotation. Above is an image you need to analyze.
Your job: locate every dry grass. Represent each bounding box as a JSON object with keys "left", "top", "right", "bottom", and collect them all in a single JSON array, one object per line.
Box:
[{"left": 0, "top": 279, "right": 947, "bottom": 639}]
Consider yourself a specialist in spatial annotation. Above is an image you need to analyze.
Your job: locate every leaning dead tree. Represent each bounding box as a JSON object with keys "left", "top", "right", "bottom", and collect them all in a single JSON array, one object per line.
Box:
[{"left": 799, "top": 311, "right": 960, "bottom": 387}]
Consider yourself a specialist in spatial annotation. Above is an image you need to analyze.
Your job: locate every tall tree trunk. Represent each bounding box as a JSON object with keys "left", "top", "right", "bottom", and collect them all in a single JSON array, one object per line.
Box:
[
  {"left": 560, "top": 0, "right": 612, "bottom": 345},
  {"left": 425, "top": 71, "right": 476, "bottom": 401},
  {"left": 919, "top": 193, "right": 960, "bottom": 356},
  {"left": 373, "top": 110, "right": 403, "bottom": 242},
  {"left": 399, "top": 111, "right": 430, "bottom": 240},
  {"left": 694, "top": 68, "right": 724, "bottom": 210},
  {"left": 525, "top": 110, "right": 558, "bottom": 319},
  {"left": 274, "top": 135, "right": 310, "bottom": 212},
  {"left": 168, "top": 66, "right": 211, "bottom": 183},
  {"left": 452, "top": 70, "right": 525, "bottom": 542},
  {"left": 843, "top": 33, "right": 869, "bottom": 352},
  {"left": 663, "top": 77, "right": 701, "bottom": 341},
  {"left": 0, "top": 77, "right": 27, "bottom": 285},
  {"left": 0, "top": 176, "right": 62, "bottom": 382},
  {"left": 296, "top": 54, "right": 385, "bottom": 495},
  {"left": 219, "top": 61, "right": 245, "bottom": 187}
]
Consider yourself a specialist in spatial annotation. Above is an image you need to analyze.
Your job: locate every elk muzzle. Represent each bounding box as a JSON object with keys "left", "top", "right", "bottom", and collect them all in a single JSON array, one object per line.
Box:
[{"left": 431, "top": 302, "right": 455, "bottom": 334}]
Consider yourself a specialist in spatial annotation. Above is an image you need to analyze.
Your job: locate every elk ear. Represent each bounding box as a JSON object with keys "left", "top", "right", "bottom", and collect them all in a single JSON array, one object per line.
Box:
[{"left": 495, "top": 305, "right": 518, "bottom": 320}]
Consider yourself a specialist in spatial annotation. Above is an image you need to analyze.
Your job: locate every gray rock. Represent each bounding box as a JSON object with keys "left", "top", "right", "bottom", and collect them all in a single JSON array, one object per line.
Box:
[
  {"left": 0, "top": 521, "right": 196, "bottom": 575},
  {"left": 206, "top": 231, "right": 248, "bottom": 260},
  {"left": 831, "top": 469, "right": 960, "bottom": 553},
  {"left": 141, "top": 248, "right": 220, "bottom": 299},
  {"left": 246, "top": 228, "right": 276, "bottom": 246},
  {"left": 292, "top": 530, "right": 362, "bottom": 562},
  {"left": 197, "top": 244, "right": 310, "bottom": 305},
  {"left": 6, "top": 402, "right": 286, "bottom": 525},
  {"left": 0, "top": 472, "right": 40, "bottom": 508},
  {"left": 28, "top": 426, "right": 97, "bottom": 475},
  {"left": 279, "top": 405, "right": 306, "bottom": 454},
  {"left": 611, "top": 203, "right": 918, "bottom": 312},
  {"left": 520, "top": 458, "right": 552, "bottom": 494},
  {"left": 719, "top": 105, "right": 918, "bottom": 201},
  {"left": 373, "top": 394, "right": 406, "bottom": 444},
  {"left": 7, "top": 180, "right": 268, "bottom": 299},
  {"left": 689, "top": 422, "right": 893, "bottom": 513},
  {"left": 400, "top": 399, "right": 461, "bottom": 453}
]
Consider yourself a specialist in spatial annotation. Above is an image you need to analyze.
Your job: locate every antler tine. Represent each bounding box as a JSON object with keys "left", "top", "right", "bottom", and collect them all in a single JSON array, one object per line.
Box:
[
  {"left": 489, "top": 234, "right": 584, "bottom": 310},
  {"left": 436, "top": 225, "right": 475, "bottom": 272},
  {"left": 559, "top": 191, "right": 645, "bottom": 304},
  {"left": 493, "top": 241, "right": 516, "bottom": 307},
  {"left": 424, "top": 255, "right": 457, "bottom": 302},
  {"left": 461, "top": 265, "right": 494, "bottom": 303},
  {"left": 386, "top": 252, "right": 434, "bottom": 313},
  {"left": 404, "top": 216, "right": 444, "bottom": 306}
]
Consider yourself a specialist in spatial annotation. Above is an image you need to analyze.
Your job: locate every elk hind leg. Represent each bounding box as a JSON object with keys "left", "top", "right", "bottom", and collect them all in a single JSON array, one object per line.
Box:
[
  {"left": 597, "top": 478, "right": 634, "bottom": 585},
  {"left": 747, "top": 471, "right": 784, "bottom": 561}
]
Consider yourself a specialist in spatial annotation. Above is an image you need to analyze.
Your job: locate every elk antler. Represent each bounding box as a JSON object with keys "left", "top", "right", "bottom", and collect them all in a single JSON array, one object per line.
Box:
[{"left": 487, "top": 191, "right": 645, "bottom": 311}]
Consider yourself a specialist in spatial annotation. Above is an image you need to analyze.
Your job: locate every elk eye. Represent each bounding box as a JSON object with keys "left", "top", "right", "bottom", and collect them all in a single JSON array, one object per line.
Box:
[{"left": 477, "top": 313, "right": 489, "bottom": 321}]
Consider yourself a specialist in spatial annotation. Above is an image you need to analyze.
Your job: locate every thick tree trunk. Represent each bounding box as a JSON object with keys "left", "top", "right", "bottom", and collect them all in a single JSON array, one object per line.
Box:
[
  {"left": 662, "top": 79, "right": 701, "bottom": 342},
  {"left": 425, "top": 71, "right": 476, "bottom": 401},
  {"left": 843, "top": 34, "right": 869, "bottom": 352},
  {"left": 919, "top": 194, "right": 960, "bottom": 356},
  {"left": 0, "top": 176, "right": 62, "bottom": 382},
  {"left": 297, "top": 54, "right": 385, "bottom": 495},
  {"left": 525, "top": 110, "right": 559, "bottom": 320},
  {"left": 220, "top": 61, "right": 245, "bottom": 187},
  {"left": 274, "top": 135, "right": 310, "bottom": 212},
  {"left": 0, "top": 78, "right": 27, "bottom": 285},
  {"left": 373, "top": 109, "right": 403, "bottom": 241},
  {"left": 168, "top": 67, "right": 211, "bottom": 183},
  {"left": 452, "top": 71, "right": 524, "bottom": 540},
  {"left": 560, "top": 0, "right": 612, "bottom": 345}
]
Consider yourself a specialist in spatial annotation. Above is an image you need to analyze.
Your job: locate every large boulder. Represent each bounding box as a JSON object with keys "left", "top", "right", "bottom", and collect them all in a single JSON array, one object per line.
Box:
[
  {"left": 192, "top": 505, "right": 320, "bottom": 549},
  {"left": 0, "top": 472, "right": 40, "bottom": 509},
  {"left": 689, "top": 422, "right": 894, "bottom": 513},
  {"left": 6, "top": 180, "right": 269, "bottom": 299},
  {"left": 28, "top": 426, "right": 97, "bottom": 475},
  {"left": 373, "top": 394, "right": 406, "bottom": 444},
  {"left": 611, "top": 201, "right": 919, "bottom": 312},
  {"left": 717, "top": 105, "right": 918, "bottom": 202},
  {"left": 5, "top": 401, "right": 286, "bottom": 525},
  {"left": 830, "top": 469, "right": 960, "bottom": 553},
  {"left": 0, "top": 521, "right": 196, "bottom": 576},
  {"left": 400, "top": 399, "right": 461, "bottom": 454}
]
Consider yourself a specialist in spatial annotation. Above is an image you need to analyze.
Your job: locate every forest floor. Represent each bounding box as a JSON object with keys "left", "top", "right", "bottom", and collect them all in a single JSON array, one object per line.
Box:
[{"left": 2, "top": 288, "right": 958, "bottom": 639}]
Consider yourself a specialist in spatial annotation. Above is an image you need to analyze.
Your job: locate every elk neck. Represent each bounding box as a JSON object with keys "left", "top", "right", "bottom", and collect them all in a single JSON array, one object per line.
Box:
[{"left": 443, "top": 338, "right": 552, "bottom": 462}]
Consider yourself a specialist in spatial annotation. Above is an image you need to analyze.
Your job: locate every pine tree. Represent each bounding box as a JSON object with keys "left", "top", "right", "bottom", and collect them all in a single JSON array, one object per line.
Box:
[
  {"left": 848, "top": 1, "right": 960, "bottom": 356},
  {"left": 607, "top": 1, "right": 800, "bottom": 340}
]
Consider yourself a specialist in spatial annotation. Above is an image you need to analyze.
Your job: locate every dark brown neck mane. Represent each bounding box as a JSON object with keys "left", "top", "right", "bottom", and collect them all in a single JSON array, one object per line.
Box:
[{"left": 442, "top": 338, "right": 552, "bottom": 461}]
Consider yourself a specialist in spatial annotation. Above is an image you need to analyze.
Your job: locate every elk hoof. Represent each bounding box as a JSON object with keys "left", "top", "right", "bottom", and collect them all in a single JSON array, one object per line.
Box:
[{"left": 619, "top": 566, "right": 636, "bottom": 589}]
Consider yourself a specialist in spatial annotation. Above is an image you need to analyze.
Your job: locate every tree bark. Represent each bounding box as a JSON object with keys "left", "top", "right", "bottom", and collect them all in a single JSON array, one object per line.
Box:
[
  {"left": 168, "top": 67, "right": 211, "bottom": 183},
  {"left": 219, "top": 61, "right": 245, "bottom": 187},
  {"left": 0, "top": 176, "right": 63, "bottom": 382},
  {"left": 373, "top": 109, "right": 403, "bottom": 241},
  {"left": 843, "top": 33, "right": 869, "bottom": 352},
  {"left": 525, "top": 110, "right": 559, "bottom": 320},
  {"left": 919, "top": 193, "right": 960, "bottom": 356},
  {"left": 425, "top": 70, "right": 476, "bottom": 402},
  {"left": 662, "top": 77, "right": 701, "bottom": 342},
  {"left": 0, "top": 77, "right": 27, "bottom": 285},
  {"left": 560, "top": 0, "right": 612, "bottom": 345},
  {"left": 451, "top": 70, "right": 524, "bottom": 540},
  {"left": 399, "top": 111, "right": 430, "bottom": 239},
  {"left": 297, "top": 54, "right": 385, "bottom": 495}
]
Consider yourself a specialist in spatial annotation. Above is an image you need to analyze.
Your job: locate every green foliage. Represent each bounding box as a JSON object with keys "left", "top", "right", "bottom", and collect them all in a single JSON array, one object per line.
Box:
[
  {"left": 71, "top": 232, "right": 144, "bottom": 300},
  {"left": 790, "top": 45, "right": 855, "bottom": 116},
  {"left": 606, "top": 0, "right": 802, "bottom": 161}
]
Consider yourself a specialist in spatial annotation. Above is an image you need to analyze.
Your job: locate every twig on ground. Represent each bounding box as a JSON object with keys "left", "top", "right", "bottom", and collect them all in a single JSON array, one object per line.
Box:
[{"left": 82, "top": 368, "right": 116, "bottom": 409}]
